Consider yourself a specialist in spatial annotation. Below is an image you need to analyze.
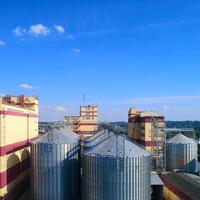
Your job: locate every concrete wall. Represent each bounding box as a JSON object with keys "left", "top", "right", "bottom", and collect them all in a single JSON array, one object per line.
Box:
[{"left": 0, "top": 96, "right": 38, "bottom": 199}]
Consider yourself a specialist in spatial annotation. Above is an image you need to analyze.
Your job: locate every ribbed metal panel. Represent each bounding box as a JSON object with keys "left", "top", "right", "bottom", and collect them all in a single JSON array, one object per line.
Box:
[
  {"left": 85, "top": 129, "right": 107, "bottom": 143},
  {"left": 166, "top": 134, "right": 197, "bottom": 173},
  {"left": 31, "top": 128, "right": 80, "bottom": 200},
  {"left": 84, "top": 130, "right": 113, "bottom": 150},
  {"left": 83, "top": 134, "right": 151, "bottom": 200}
]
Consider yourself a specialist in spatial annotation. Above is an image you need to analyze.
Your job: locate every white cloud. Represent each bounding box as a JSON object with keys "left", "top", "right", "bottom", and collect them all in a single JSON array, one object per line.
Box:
[
  {"left": 163, "top": 105, "right": 168, "bottom": 110},
  {"left": 13, "top": 24, "right": 74, "bottom": 40},
  {"left": 73, "top": 48, "right": 80, "bottom": 53},
  {"left": 20, "top": 83, "right": 33, "bottom": 89},
  {"left": 161, "top": 105, "right": 180, "bottom": 111},
  {"left": 20, "top": 83, "right": 40, "bottom": 90},
  {"left": 0, "top": 40, "right": 5, "bottom": 46},
  {"left": 13, "top": 27, "right": 26, "bottom": 37},
  {"left": 28, "top": 24, "right": 50, "bottom": 36},
  {"left": 0, "top": 93, "right": 5, "bottom": 97},
  {"left": 54, "top": 106, "right": 67, "bottom": 112},
  {"left": 54, "top": 24, "right": 65, "bottom": 33},
  {"left": 66, "top": 34, "right": 75, "bottom": 39}
]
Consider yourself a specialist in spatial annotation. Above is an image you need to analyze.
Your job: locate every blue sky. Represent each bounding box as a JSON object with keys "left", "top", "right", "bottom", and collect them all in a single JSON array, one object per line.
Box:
[{"left": 0, "top": 0, "right": 200, "bottom": 121}]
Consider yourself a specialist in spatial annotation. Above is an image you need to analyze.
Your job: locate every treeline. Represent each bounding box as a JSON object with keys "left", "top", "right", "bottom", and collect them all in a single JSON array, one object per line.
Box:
[
  {"left": 101, "top": 121, "right": 200, "bottom": 139},
  {"left": 166, "top": 121, "right": 200, "bottom": 139}
]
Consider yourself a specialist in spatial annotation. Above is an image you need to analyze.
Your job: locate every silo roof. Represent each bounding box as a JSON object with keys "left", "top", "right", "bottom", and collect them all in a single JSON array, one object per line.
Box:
[
  {"left": 85, "top": 129, "right": 107, "bottom": 143},
  {"left": 84, "top": 130, "right": 114, "bottom": 148},
  {"left": 33, "top": 127, "right": 79, "bottom": 144},
  {"left": 84, "top": 134, "right": 150, "bottom": 157},
  {"left": 167, "top": 133, "right": 196, "bottom": 144}
]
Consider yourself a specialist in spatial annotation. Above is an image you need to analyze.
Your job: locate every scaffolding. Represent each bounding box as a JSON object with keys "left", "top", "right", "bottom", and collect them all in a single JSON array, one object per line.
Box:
[
  {"left": 150, "top": 120, "right": 196, "bottom": 174},
  {"left": 151, "top": 117, "right": 166, "bottom": 174}
]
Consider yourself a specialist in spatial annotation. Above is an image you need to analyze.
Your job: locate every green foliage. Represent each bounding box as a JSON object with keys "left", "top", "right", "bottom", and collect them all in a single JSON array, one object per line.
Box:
[
  {"left": 166, "top": 121, "right": 200, "bottom": 139},
  {"left": 100, "top": 121, "right": 200, "bottom": 139}
]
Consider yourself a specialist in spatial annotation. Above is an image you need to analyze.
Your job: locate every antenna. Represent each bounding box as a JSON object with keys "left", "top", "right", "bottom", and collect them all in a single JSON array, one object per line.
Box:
[{"left": 83, "top": 93, "right": 86, "bottom": 105}]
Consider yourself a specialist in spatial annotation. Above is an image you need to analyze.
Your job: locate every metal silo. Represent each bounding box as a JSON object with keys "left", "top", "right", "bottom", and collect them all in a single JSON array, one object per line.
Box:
[
  {"left": 166, "top": 133, "right": 197, "bottom": 173},
  {"left": 31, "top": 128, "right": 80, "bottom": 200},
  {"left": 82, "top": 133, "right": 151, "bottom": 200},
  {"left": 85, "top": 129, "right": 107, "bottom": 143},
  {"left": 84, "top": 129, "right": 113, "bottom": 150}
]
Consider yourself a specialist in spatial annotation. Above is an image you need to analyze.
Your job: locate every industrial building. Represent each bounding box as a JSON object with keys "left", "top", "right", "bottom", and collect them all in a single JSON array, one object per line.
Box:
[
  {"left": 0, "top": 95, "right": 38, "bottom": 200},
  {"left": 82, "top": 132, "right": 152, "bottom": 200},
  {"left": 63, "top": 104, "right": 98, "bottom": 138},
  {"left": 128, "top": 108, "right": 166, "bottom": 172},
  {"left": 31, "top": 128, "right": 80, "bottom": 200}
]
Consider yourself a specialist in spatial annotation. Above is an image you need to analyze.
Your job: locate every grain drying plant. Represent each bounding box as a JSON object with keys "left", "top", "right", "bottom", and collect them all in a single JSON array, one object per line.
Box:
[
  {"left": 82, "top": 132, "right": 151, "bottom": 200},
  {"left": 31, "top": 128, "right": 80, "bottom": 200},
  {"left": 166, "top": 133, "right": 197, "bottom": 173}
]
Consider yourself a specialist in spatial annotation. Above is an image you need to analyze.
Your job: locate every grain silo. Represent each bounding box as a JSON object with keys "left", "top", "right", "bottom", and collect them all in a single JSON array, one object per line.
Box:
[
  {"left": 85, "top": 129, "right": 107, "bottom": 143},
  {"left": 82, "top": 133, "right": 151, "bottom": 200},
  {"left": 84, "top": 129, "right": 113, "bottom": 150},
  {"left": 31, "top": 128, "right": 80, "bottom": 200},
  {"left": 166, "top": 133, "right": 197, "bottom": 173}
]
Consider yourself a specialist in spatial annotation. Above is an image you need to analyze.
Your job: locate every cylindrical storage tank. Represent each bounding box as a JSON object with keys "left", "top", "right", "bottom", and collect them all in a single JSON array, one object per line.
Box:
[
  {"left": 166, "top": 133, "right": 197, "bottom": 173},
  {"left": 84, "top": 129, "right": 113, "bottom": 150},
  {"left": 31, "top": 128, "right": 80, "bottom": 200},
  {"left": 83, "top": 134, "right": 151, "bottom": 200},
  {"left": 85, "top": 129, "right": 107, "bottom": 143}
]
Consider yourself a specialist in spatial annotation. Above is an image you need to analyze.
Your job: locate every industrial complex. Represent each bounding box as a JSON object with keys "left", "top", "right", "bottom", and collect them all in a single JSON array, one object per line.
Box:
[{"left": 0, "top": 95, "right": 200, "bottom": 200}]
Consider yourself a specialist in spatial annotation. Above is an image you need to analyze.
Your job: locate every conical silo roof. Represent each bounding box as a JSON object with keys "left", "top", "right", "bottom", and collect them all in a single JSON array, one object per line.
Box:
[
  {"left": 33, "top": 127, "right": 79, "bottom": 144},
  {"left": 84, "top": 133, "right": 150, "bottom": 157},
  {"left": 84, "top": 130, "right": 114, "bottom": 149},
  {"left": 61, "top": 127, "right": 80, "bottom": 140},
  {"left": 167, "top": 133, "right": 196, "bottom": 144},
  {"left": 85, "top": 129, "right": 107, "bottom": 143}
]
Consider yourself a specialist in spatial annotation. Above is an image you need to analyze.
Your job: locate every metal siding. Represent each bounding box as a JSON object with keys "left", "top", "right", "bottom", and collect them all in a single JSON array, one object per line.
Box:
[
  {"left": 166, "top": 143, "right": 197, "bottom": 173},
  {"left": 83, "top": 155, "right": 151, "bottom": 200},
  {"left": 31, "top": 139, "right": 80, "bottom": 200}
]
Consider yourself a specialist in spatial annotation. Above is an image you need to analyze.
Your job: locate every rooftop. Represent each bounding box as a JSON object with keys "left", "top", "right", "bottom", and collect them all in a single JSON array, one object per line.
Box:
[
  {"left": 161, "top": 172, "right": 200, "bottom": 200},
  {"left": 151, "top": 172, "right": 164, "bottom": 186},
  {"left": 140, "top": 111, "right": 162, "bottom": 117},
  {"left": 167, "top": 133, "right": 196, "bottom": 144},
  {"left": 84, "top": 133, "right": 150, "bottom": 158},
  {"left": 33, "top": 128, "right": 79, "bottom": 144}
]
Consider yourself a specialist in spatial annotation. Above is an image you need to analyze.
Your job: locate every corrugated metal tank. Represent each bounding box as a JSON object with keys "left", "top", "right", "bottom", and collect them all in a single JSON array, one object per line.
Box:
[
  {"left": 85, "top": 129, "right": 107, "bottom": 143},
  {"left": 31, "top": 128, "right": 80, "bottom": 200},
  {"left": 83, "top": 133, "right": 151, "bottom": 200},
  {"left": 166, "top": 133, "right": 197, "bottom": 173},
  {"left": 84, "top": 129, "right": 113, "bottom": 150}
]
